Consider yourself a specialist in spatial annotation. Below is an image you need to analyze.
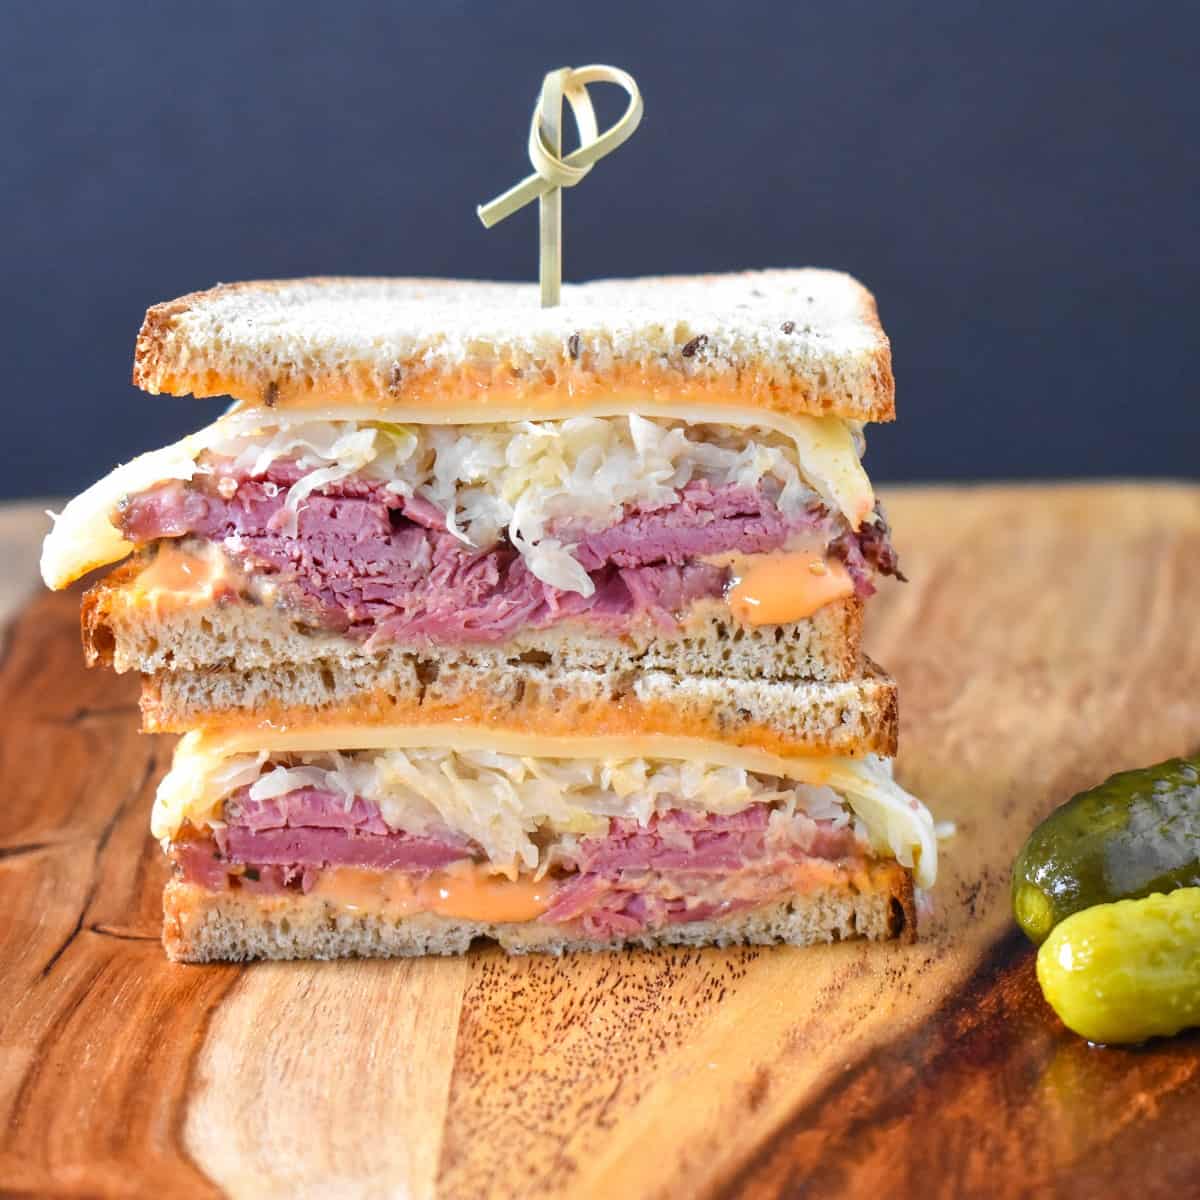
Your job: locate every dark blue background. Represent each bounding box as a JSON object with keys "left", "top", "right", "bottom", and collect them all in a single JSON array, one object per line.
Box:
[{"left": 4, "top": 1, "right": 1197, "bottom": 498}]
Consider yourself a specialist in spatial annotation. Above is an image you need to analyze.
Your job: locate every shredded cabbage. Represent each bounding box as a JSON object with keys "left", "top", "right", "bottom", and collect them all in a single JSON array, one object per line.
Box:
[
  {"left": 819, "top": 756, "right": 939, "bottom": 890},
  {"left": 197, "top": 412, "right": 854, "bottom": 596},
  {"left": 152, "top": 741, "right": 938, "bottom": 885},
  {"left": 42, "top": 409, "right": 874, "bottom": 594}
]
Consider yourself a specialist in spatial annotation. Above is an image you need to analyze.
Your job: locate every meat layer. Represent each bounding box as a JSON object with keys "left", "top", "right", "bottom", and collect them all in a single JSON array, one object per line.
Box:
[
  {"left": 119, "top": 465, "right": 898, "bottom": 645},
  {"left": 169, "top": 789, "right": 871, "bottom": 939}
]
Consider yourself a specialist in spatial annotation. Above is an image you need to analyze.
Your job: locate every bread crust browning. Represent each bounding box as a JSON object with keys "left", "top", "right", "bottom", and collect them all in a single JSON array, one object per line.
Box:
[
  {"left": 80, "top": 559, "right": 864, "bottom": 683},
  {"left": 139, "top": 659, "right": 900, "bottom": 759},
  {"left": 80, "top": 558, "right": 142, "bottom": 667},
  {"left": 132, "top": 271, "right": 894, "bottom": 424},
  {"left": 162, "top": 862, "right": 915, "bottom": 962}
]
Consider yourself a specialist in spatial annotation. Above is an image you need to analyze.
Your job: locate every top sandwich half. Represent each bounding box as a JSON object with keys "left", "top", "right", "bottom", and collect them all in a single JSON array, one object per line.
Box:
[{"left": 43, "top": 270, "right": 901, "bottom": 699}]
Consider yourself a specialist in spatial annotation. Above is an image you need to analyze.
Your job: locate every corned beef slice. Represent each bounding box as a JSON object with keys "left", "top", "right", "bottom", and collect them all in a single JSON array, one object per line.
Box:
[
  {"left": 542, "top": 805, "right": 866, "bottom": 938},
  {"left": 174, "top": 794, "right": 868, "bottom": 937},
  {"left": 120, "top": 468, "right": 897, "bottom": 642},
  {"left": 217, "top": 788, "right": 479, "bottom": 871},
  {"left": 567, "top": 483, "right": 797, "bottom": 568}
]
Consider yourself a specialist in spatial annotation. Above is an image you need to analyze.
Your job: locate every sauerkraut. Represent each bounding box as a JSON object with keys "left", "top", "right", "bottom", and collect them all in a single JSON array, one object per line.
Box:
[
  {"left": 153, "top": 740, "right": 937, "bottom": 887},
  {"left": 42, "top": 409, "right": 874, "bottom": 593},
  {"left": 198, "top": 412, "right": 860, "bottom": 595}
]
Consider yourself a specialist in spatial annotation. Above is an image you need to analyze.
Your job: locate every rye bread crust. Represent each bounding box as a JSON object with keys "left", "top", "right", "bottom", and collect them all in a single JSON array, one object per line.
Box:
[
  {"left": 80, "top": 555, "right": 864, "bottom": 682},
  {"left": 162, "top": 863, "right": 916, "bottom": 962},
  {"left": 138, "top": 657, "right": 900, "bottom": 758},
  {"left": 132, "top": 271, "right": 894, "bottom": 424}
]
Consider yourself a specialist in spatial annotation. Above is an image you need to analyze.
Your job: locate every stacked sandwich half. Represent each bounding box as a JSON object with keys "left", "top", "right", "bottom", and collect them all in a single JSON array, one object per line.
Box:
[{"left": 42, "top": 270, "right": 937, "bottom": 961}]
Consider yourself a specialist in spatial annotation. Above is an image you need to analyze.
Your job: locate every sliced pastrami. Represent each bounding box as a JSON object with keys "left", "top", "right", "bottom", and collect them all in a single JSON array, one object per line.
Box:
[
  {"left": 121, "top": 475, "right": 741, "bottom": 640},
  {"left": 541, "top": 805, "right": 867, "bottom": 938},
  {"left": 543, "top": 876, "right": 769, "bottom": 939},
  {"left": 830, "top": 502, "right": 905, "bottom": 589},
  {"left": 226, "top": 788, "right": 394, "bottom": 834},
  {"left": 118, "top": 482, "right": 212, "bottom": 540},
  {"left": 214, "top": 786, "right": 478, "bottom": 873},
  {"left": 218, "top": 827, "right": 474, "bottom": 872},
  {"left": 119, "top": 467, "right": 898, "bottom": 642},
  {"left": 170, "top": 840, "right": 322, "bottom": 895},
  {"left": 172, "top": 794, "right": 870, "bottom": 940},
  {"left": 565, "top": 805, "right": 861, "bottom": 875},
  {"left": 567, "top": 482, "right": 815, "bottom": 569}
]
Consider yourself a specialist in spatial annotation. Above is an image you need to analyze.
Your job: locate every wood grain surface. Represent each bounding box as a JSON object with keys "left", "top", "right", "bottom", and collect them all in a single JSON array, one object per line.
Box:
[{"left": 2, "top": 483, "right": 1199, "bottom": 1199}]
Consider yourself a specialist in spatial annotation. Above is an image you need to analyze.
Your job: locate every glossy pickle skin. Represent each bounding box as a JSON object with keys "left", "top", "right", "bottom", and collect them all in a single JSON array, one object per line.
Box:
[
  {"left": 1037, "top": 888, "right": 1200, "bottom": 1044},
  {"left": 1012, "top": 756, "right": 1200, "bottom": 944}
]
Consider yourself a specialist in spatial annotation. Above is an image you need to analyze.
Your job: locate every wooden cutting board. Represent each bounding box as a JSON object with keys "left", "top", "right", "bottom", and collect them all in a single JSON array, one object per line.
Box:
[{"left": 2, "top": 482, "right": 1199, "bottom": 1199}]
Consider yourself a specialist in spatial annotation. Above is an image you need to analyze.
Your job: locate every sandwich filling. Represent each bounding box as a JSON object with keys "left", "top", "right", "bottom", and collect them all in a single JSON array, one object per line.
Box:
[
  {"left": 156, "top": 737, "right": 937, "bottom": 937},
  {"left": 44, "top": 410, "right": 900, "bottom": 645}
]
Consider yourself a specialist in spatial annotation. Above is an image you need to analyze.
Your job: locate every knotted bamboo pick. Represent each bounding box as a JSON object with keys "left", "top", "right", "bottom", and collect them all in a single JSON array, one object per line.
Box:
[{"left": 477, "top": 65, "right": 644, "bottom": 308}]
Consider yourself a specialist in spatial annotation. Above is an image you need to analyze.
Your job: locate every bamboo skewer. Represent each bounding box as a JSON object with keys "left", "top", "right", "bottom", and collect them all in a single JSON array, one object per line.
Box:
[{"left": 477, "top": 65, "right": 644, "bottom": 308}]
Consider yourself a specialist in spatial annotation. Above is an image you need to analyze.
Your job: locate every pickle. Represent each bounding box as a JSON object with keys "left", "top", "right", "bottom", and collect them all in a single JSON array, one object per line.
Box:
[
  {"left": 1036, "top": 888, "right": 1200, "bottom": 1044},
  {"left": 1012, "top": 755, "right": 1200, "bottom": 943}
]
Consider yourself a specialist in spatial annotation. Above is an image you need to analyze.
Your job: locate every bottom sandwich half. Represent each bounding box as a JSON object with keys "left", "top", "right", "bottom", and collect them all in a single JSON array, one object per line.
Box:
[{"left": 154, "top": 714, "right": 938, "bottom": 962}]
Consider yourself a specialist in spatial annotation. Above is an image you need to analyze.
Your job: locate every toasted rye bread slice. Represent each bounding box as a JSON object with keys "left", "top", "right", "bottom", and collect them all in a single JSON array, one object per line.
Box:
[
  {"left": 132, "top": 270, "right": 894, "bottom": 424},
  {"left": 81, "top": 558, "right": 864, "bottom": 685},
  {"left": 162, "top": 864, "right": 916, "bottom": 962},
  {"left": 139, "top": 655, "right": 899, "bottom": 759}
]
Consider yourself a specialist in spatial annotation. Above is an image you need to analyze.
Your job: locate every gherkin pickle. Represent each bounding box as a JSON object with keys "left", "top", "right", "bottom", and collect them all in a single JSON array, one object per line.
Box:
[
  {"left": 1013, "top": 756, "right": 1200, "bottom": 943},
  {"left": 1036, "top": 889, "right": 1200, "bottom": 1044}
]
